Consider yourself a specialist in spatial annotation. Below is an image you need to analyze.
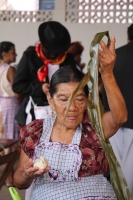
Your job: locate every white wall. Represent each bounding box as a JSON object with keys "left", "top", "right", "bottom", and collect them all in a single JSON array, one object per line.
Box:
[{"left": 0, "top": 0, "right": 130, "bottom": 72}]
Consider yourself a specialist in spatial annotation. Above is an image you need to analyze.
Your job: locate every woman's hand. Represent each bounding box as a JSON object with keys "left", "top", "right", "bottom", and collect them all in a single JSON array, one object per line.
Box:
[
  {"left": 99, "top": 36, "right": 128, "bottom": 139},
  {"left": 23, "top": 158, "right": 50, "bottom": 179},
  {"left": 98, "top": 36, "right": 116, "bottom": 78},
  {"left": 14, "top": 150, "right": 50, "bottom": 189}
]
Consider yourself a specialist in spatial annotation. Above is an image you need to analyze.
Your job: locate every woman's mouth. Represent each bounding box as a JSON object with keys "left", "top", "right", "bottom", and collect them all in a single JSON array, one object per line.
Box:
[{"left": 67, "top": 116, "right": 76, "bottom": 120}]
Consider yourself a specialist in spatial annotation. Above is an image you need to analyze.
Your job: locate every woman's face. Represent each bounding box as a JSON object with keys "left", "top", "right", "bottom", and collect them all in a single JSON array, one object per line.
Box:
[
  {"left": 47, "top": 82, "right": 88, "bottom": 129},
  {"left": 3, "top": 46, "right": 17, "bottom": 63}
]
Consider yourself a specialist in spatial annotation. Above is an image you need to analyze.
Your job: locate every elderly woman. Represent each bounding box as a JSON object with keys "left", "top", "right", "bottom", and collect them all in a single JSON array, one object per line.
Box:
[{"left": 14, "top": 36, "right": 127, "bottom": 200}]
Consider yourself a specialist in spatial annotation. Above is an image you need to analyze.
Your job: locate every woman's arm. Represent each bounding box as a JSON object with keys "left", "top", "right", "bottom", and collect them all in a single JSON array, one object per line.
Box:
[
  {"left": 14, "top": 149, "right": 50, "bottom": 189},
  {"left": 7, "top": 66, "right": 16, "bottom": 85},
  {"left": 7, "top": 66, "right": 24, "bottom": 101},
  {"left": 99, "top": 36, "right": 127, "bottom": 139}
]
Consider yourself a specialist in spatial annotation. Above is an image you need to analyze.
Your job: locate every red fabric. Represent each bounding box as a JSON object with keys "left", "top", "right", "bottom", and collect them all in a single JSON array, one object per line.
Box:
[
  {"left": 35, "top": 43, "right": 50, "bottom": 82},
  {"left": 20, "top": 113, "right": 108, "bottom": 176},
  {"left": 35, "top": 43, "right": 67, "bottom": 82},
  {"left": 19, "top": 119, "right": 43, "bottom": 158},
  {"left": 78, "top": 112, "right": 108, "bottom": 176}
]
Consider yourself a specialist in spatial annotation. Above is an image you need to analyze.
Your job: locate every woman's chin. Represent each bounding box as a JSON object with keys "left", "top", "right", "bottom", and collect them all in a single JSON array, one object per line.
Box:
[{"left": 63, "top": 120, "right": 80, "bottom": 129}]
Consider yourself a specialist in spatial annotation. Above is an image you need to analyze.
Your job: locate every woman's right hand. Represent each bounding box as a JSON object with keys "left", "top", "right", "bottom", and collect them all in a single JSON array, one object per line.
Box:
[
  {"left": 98, "top": 36, "right": 116, "bottom": 78},
  {"left": 23, "top": 158, "right": 50, "bottom": 179},
  {"left": 42, "top": 83, "right": 50, "bottom": 95}
]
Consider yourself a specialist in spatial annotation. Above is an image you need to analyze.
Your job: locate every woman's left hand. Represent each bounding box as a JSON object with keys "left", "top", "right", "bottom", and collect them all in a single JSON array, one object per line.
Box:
[{"left": 98, "top": 36, "right": 116, "bottom": 78}]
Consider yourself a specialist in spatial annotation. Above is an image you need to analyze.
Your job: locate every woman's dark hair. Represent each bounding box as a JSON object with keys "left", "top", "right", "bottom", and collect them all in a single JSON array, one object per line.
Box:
[
  {"left": 67, "top": 41, "right": 84, "bottom": 56},
  {"left": 49, "top": 65, "right": 89, "bottom": 97},
  {"left": 127, "top": 24, "right": 133, "bottom": 41},
  {"left": 0, "top": 41, "right": 15, "bottom": 59}
]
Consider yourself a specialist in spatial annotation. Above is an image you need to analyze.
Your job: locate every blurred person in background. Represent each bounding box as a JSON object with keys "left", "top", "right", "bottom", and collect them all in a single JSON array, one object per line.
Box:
[
  {"left": 67, "top": 41, "right": 86, "bottom": 72},
  {"left": 0, "top": 41, "right": 21, "bottom": 186}
]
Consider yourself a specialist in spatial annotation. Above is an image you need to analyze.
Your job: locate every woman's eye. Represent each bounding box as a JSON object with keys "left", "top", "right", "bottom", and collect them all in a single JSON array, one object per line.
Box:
[
  {"left": 75, "top": 99, "right": 84, "bottom": 102},
  {"left": 60, "top": 99, "right": 68, "bottom": 102}
]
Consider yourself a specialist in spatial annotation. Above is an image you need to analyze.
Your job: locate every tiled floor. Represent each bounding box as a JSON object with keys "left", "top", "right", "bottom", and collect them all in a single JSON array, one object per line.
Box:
[{"left": 0, "top": 165, "right": 25, "bottom": 200}]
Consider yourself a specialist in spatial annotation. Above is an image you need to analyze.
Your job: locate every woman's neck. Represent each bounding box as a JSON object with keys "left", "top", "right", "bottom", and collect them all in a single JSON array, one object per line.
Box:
[
  {"left": 0, "top": 60, "right": 6, "bottom": 67},
  {"left": 50, "top": 120, "right": 76, "bottom": 144}
]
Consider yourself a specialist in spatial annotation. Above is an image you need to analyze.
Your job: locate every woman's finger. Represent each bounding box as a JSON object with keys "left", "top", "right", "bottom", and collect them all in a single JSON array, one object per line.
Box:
[
  {"left": 109, "top": 36, "right": 116, "bottom": 54},
  {"left": 24, "top": 166, "right": 50, "bottom": 178},
  {"left": 35, "top": 166, "right": 50, "bottom": 174},
  {"left": 99, "top": 40, "right": 109, "bottom": 52},
  {"left": 24, "top": 158, "right": 33, "bottom": 169}
]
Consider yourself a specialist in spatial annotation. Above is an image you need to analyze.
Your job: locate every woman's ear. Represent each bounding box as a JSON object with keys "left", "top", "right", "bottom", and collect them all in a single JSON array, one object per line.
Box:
[
  {"left": 46, "top": 92, "right": 54, "bottom": 110},
  {"left": 1, "top": 52, "right": 6, "bottom": 59}
]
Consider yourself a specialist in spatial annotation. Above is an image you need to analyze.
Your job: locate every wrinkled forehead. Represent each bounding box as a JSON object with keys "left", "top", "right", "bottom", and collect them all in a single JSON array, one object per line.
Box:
[{"left": 54, "top": 82, "right": 86, "bottom": 97}]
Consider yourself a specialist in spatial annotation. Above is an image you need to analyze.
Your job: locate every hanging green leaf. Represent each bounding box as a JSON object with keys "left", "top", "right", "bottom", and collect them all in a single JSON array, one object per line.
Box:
[{"left": 64, "top": 31, "right": 131, "bottom": 200}]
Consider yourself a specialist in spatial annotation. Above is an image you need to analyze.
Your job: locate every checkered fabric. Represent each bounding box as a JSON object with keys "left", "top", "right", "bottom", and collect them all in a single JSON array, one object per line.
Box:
[
  {"left": 31, "top": 117, "right": 116, "bottom": 200},
  {"left": 0, "top": 96, "right": 20, "bottom": 139}
]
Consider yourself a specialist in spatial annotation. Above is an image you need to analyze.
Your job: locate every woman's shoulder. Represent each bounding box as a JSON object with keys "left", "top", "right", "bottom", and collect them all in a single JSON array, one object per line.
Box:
[
  {"left": 7, "top": 66, "right": 16, "bottom": 76},
  {"left": 20, "top": 119, "right": 43, "bottom": 134},
  {"left": 20, "top": 119, "right": 43, "bottom": 158}
]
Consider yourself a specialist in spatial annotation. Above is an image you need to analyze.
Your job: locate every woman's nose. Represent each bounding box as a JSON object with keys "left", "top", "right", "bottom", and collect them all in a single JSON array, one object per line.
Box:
[{"left": 69, "top": 100, "right": 77, "bottom": 111}]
